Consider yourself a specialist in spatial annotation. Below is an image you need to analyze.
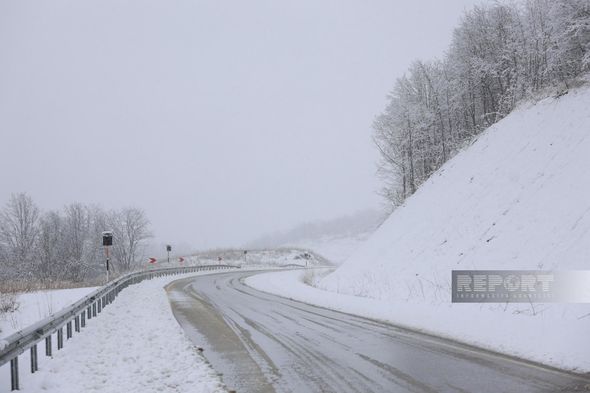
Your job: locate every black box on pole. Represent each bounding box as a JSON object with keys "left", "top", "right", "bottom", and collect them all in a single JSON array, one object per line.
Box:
[{"left": 102, "top": 231, "right": 113, "bottom": 246}]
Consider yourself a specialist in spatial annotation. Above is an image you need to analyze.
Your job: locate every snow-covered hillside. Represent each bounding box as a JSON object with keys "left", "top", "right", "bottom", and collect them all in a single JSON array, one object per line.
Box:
[{"left": 320, "top": 86, "right": 590, "bottom": 300}]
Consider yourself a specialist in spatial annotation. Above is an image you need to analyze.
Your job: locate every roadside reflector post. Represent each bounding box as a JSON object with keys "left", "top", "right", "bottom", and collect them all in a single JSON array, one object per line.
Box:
[
  {"left": 57, "top": 328, "right": 63, "bottom": 350},
  {"left": 102, "top": 231, "right": 113, "bottom": 284},
  {"left": 10, "top": 357, "right": 19, "bottom": 391},
  {"left": 45, "top": 336, "right": 52, "bottom": 357},
  {"left": 30, "top": 344, "right": 38, "bottom": 373}
]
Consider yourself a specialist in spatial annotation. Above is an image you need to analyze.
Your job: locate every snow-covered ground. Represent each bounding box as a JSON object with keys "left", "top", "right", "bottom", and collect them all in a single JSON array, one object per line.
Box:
[
  {"left": 0, "top": 273, "right": 225, "bottom": 393},
  {"left": 247, "top": 85, "right": 590, "bottom": 372},
  {"left": 186, "top": 248, "right": 331, "bottom": 268},
  {"left": 0, "top": 287, "right": 98, "bottom": 339}
]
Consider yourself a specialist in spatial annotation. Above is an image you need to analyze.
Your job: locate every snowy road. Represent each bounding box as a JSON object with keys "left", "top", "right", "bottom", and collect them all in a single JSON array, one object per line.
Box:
[{"left": 166, "top": 271, "right": 590, "bottom": 393}]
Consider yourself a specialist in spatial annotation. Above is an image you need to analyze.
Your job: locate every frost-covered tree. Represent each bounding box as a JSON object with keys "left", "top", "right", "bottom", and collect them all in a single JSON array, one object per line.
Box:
[
  {"left": 375, "top": 0, "right": 590, "bottom": 208},
  {"left": 0, "top": 193, "right": 39, "bottom": 279},
  {"left": 0, "top": 193, "right": 153, "bottom": 284},
  {"left": 109, "top": 207, "right": 151, "bottom": 272},
  {"left": 36, "top": 210, "right": 65, "bottom": 280}
]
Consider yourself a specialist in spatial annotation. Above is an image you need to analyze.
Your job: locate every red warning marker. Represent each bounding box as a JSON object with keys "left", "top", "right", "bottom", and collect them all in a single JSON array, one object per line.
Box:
[
  {"left": 179, "top": 257, "right": 185, "bottom": 263},
  {"left": 148, "top": 257, "right": 157, "bottom": 264}
]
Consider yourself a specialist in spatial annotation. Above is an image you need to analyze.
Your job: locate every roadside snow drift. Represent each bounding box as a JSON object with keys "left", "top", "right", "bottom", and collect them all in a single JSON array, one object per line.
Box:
[
  {"left": 0, "top": 274, "right": 224, "bottom": 393},
  {"left": 0, "top": 287, "right": 97, "bottom": 339},
  {"left": 283, "top": 86, "right": 590, "bottom": 371}
]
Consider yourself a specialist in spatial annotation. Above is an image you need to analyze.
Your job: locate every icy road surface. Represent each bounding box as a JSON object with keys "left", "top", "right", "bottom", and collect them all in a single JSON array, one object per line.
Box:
[{"left": 166, "top": 271, "right": 590, "bottom": 393}]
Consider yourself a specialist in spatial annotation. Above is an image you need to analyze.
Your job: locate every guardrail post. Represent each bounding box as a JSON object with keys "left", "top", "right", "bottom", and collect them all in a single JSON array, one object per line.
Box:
[
  {"left": 10, "top": 357, "right": 19, "bottom": 391},
  {"left": 87, "top": 305, "right": 92, "bottom": 320},
  {"left": 81, "top": 310, "right": 86, "bottom": 327},
  {"left": 92, "top": 302, "right": 97, "bottom": 317},
  {"left": 30, "top": 344, "right": 38, "bottom": 373},
  {"left": 66, "top": 321, "right": 72, "bottom": 339},
  {"left": 75, "top": 315, "right": 80, "bottom": 332},
  {"left": 97, "top": 299, "right": 102, "bottom": 313},
  {"left": 45, "top": 335, "right": 52, "bottom": 357},
  {"left": 57, "top": 328, "right": 63, "bottom": 350}
]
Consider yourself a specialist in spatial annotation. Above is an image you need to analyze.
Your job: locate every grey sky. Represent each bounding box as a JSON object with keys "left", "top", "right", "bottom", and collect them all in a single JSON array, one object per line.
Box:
[{"left": 0, "top": 0, "right": 482, "bottom": 250}]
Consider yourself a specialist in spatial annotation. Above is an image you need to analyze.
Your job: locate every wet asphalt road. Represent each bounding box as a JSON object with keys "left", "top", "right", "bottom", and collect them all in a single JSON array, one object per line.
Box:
[{"left": 165, "top": 270, "right": 590, "bottom": 393}]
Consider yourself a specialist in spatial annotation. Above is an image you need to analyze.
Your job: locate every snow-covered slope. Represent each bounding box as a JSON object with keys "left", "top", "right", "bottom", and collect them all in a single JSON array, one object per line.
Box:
[{"left": 320, "top": 86, "right": 590, "bottom": 301}]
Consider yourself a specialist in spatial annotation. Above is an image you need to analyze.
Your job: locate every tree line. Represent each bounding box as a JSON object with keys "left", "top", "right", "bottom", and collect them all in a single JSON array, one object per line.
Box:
[
  {"left": 374, "top": 0, "right": 590, "bottom": 208},
  {"left": 0, "top": 193, "right": 151, "bottom": 284}
]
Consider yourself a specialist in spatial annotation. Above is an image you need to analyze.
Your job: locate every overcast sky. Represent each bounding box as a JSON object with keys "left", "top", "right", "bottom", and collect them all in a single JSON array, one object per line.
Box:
[{"left": 0, "top": 0, "right": 483, "bottom": 251}]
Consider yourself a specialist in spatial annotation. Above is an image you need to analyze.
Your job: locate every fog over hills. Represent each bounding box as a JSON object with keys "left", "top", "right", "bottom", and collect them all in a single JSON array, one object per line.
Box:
[{"left": 246, "top": 209, "right": 384, "bottom": 264}]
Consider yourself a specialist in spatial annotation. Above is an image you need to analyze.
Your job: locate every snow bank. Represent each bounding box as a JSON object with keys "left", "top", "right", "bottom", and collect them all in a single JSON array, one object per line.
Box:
[
  {"left": 0, "top": 287, "right": 98, "bottom": 339},
  {"left": 0, "top": 274, "right": 224, "bottom": 393},
  {"left": 249, "top": 86, "right": 590, "bottom": 372}
]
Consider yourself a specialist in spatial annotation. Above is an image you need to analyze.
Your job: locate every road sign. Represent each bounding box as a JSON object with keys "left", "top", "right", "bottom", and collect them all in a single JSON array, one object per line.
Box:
[
  {"left": 149, "top": 257, "right": 157, "bottom": 264},
  {"left": 102, "top": 231, "right": 113, "bottom": 283},
  {"left": 102, "top": 231, "right": 113, "bottom": 246},
  {"left": 179, "top": 257, "right": 185, "bottom": 263}
]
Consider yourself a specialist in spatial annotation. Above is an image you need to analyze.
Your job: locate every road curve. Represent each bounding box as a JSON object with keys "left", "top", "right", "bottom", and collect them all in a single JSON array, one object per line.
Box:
[{"left": 165, "top": 270, "right": 590, "bottom": 393}]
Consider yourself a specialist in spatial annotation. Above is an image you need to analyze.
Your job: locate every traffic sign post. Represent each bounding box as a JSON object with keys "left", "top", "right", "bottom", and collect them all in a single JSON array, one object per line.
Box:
[
  {"left": 102, "top": 231, "right": 113, "bottom": 283},
  {"left": 166, "top": 245, "right": 172, "bottom": 264}
]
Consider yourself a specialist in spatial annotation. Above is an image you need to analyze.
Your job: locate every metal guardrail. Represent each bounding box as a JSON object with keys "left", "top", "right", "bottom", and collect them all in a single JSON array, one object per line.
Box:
[{"left": 0, "top": 264, "right": 238, "bottom": 391}]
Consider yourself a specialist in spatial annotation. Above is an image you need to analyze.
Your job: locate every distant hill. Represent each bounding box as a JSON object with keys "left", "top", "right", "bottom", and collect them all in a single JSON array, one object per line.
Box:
[{"left": 246, "top": 209, "right": 384, "bottom": 264}]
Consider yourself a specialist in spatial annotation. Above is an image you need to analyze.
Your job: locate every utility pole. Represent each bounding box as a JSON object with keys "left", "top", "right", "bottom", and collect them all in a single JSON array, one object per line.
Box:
[{"left": 102, "top": 231, "right": 113, "bottom": 283}]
